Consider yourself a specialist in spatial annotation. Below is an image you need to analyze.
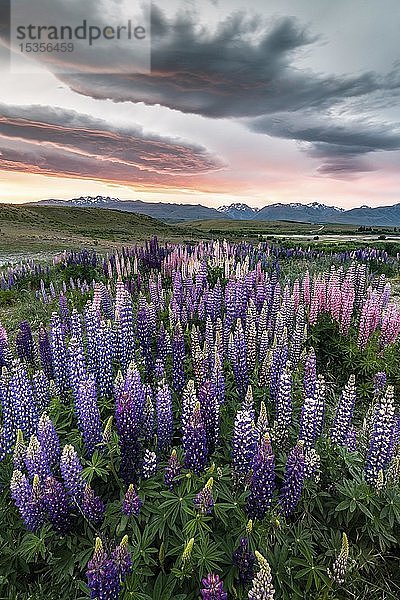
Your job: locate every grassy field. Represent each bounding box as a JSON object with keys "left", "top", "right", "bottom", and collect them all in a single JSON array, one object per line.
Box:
[{"left": 0, "top": 204, "right": 196, "bottom": 255}]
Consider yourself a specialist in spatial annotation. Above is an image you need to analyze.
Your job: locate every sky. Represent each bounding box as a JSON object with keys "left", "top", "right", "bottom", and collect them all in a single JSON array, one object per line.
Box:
[{"left": 0, "top": 0, "right": 399, "bottom": 208}]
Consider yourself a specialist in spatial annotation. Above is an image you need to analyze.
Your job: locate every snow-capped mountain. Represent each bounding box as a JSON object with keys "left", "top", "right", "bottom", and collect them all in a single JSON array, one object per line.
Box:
[
  {"left": 217, "top": 203, "right": 259, "bottom": 220},
  {"left": 28, "top": 197, "right": 400, "bottom": 226}
]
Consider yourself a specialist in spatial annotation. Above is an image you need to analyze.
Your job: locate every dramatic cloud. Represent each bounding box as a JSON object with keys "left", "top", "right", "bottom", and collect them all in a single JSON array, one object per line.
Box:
[
  {"left": 248, "top": 112, "right": 400, "bottom": 175},
  {"left": 0, "top": 103, "right": 224, "bottom": 188}
]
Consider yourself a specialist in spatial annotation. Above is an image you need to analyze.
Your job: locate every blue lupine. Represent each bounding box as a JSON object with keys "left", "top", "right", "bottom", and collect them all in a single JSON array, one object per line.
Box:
[
  {"left": 143, "top": 392, "right": 155, "bottom": 443},
  {"left": 25, "top": 434, "right": 51, "bottom": 480},
  {"left": 231, "top": 320, "right": 249, "bottom": 397},
  {"left": 373, "top": 372, "right": 387, "bottom": 396},
  {"left": 122, "top": 484, "right": 142, "bottom": 517},
  {"left": 232, "top": 407, "right": 257, "bottom": 485},
  {"left": 38, "top": 324, "right": 54, "bottom": 380},
  {"left": 246, "top": 434, "right": 275, "bottom": 520},
  {"left": 76, "top": 376, "right": 102, "bottom": 457},
  {"left": 115, "top": 390, "right": 141, "bottom": 484},
  {"left": 278, "top": 441, "right": 305, "bottom": 518},
  {"left": 9, "top": 361, "right": 38, "bottom": 440},
  {"left": 248, "top": 551, "right": 275, "bottom": 600},
  {"left": 303, "top": 347, "right": 317, "bottom": 399},
  {"left": 172, "top": 322, "right": 185, "bottom": 393},
  {"left": 299, "top": 396, "right": 318, "bottom": 450},
  {"left": 37, "top": 412, "right": 60, "bottom": 469},
  {"left": 164, "top": 449, "right": 182, "bottom": 490},
  {"left": 60, "top": 444, "right": 85, "bottom": 501},
  {"left": 233, "top": 537, "right": 255, "bottom": 585},
  {"left": 194, "top": 477, "right": 214, "bottom": 515},
  {"left": 43, "top": 475, "right": 72, "bottom": 533},
  {"left": 0, "top": 370, "right": 14, "bottom": 456},
  {"left": 111, "top": 535, "right": 132, "bottom": 582},
  {"left": 32, "top": 370, "right": 50, "bottom": 414},
  {"left": 116, "top": 292, "right": 135, "bottom": 372},
  {"left": 86, "top": 538, "right": 121, "bottom": 600},
  {"left": 274, "top": 366, "right": 292, "bottom": 440},
  {"left": 11, "top": 473, "right": 45, "bottom": 532},
  {"left": 50, "top": 313, "right": 69, "bottom": 399},
  {"left": 330, "top": 375, "right": 357, "bottom": 447},
  {"left": 97, "top": 321, "right": 114, "bottom": 398},
  {"left": 199, "top": 380, "right": 219, "bottom": 453},
  {"left": 82, "top": 484, "right": 105, "bottom": 524},
  {"left": 156, "top": 380, "right": 173, "bottom": 453},
  {"left": 183, "top": 401, "right": 208, "bottom": 475},
  {"left": 68, "top": 336, "right": 87, "bottom": 400},
  {"left": 365, "top": 385, "right": 396, "bottom": 485}
]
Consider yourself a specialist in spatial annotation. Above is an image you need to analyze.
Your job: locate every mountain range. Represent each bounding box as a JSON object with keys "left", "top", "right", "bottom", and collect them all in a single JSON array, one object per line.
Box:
[{"left": 28, "top": 196, "right": 400, "bottom": 227}]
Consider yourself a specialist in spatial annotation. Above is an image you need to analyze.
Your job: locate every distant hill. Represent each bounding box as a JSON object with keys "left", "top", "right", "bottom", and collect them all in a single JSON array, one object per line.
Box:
[
  {"left": 27, "top": 196, "right": 400, "bottom": 226},
  {"left": 31, "top": 196, "right": 223, "bottom": 223},
  {"left": 0, "top": 203, "right": 195, "bottom": 253}
]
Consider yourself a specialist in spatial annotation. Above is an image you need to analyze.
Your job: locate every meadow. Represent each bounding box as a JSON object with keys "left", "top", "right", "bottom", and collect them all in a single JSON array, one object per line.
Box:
[{"left": 0, "top": 225, "right": 399, "bottom": 599}]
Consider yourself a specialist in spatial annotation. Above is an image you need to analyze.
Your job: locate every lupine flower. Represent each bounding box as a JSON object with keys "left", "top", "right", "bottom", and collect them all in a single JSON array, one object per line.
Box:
[
  {"left": 9, "top": 360, "right": 39, "bottom": 440},
  {"left": 25, "top": 434, "right": 50, "bottom": 480},
  {"left": 43, "top": 475, "right": 72, "bottom": 533},
  {"left": 156, "top": 380, "right": 173, "bottom": 453},
  {"left": 248, "top": 551, "right": 275, "bottom": 600},
  {"left": 232, "top": 407, "right": 257, "bottom": 485},
  {"left": 274, "top": 366, "right": 292, "bottom": 441},
  {"left": 303, "top": 347, "right": 317, "bottom": 399},
  {"left": 12, "top": 429, "right": 26, "bottom": 470},
  {"left": 194, "top": 477, "right": 214, "bottom": 515},
  {"left": 50, "top": 313, "right": 69, "bottom": 399},
  {"left": 365, "top": 386, "right": 396, "bottom": 485},
  {"left": 181, "top": 538, "right": 194, "bottom": 564},
  {"left": 32, "top": 370, "right": 50, "bottom": 414},
  {"left": 183, "top": 401, "right": 208, "bottom": 475},
  {"left": 86, "top": 538, "right": 121, "bottom": 600},
  {"left": 143, "top": 393, "right": 155, "bottom": 443},
  {"left": 329, "top": 533, "right": 349, "bottom": 584},
  {"left": 232, "top": 537, "right": 255, "bottom": 584},
  {"left": 10, "top": 469, "right": 31, "bottom": 510},
  {"left": 60, "top": 444, "right": 85, "bottom": 501},
  {"left": 76, "top": 376, "right": 102, "bottom": 457},
  {"left": 172, "top": 323, "right": 186, "bottom": 393},
  {"left": 200, "top": 573, "right": 227, "bottom": 600},
  {"left": 115, "top": 390, "right": 141, "bottom": 485},
  {"left": 246, "top": 434, "right": 275, "bottom": 520},
  {"left": 278, "top": 441, "right": 305, "bottom": 518},
  {"left": 164, "top": 448, "right": 182, "bottom": 490},
  {"left": 122, "top": 484, "right": 142, "bottom": 517},
  {"left": 142, "top": 449, "right": 157, "bottom": 479},
  {"left": 304, "top": 449, "right": 321, "bottom": 480},
  {"left": 12, "top": 473, "right": 46, "bottom": 532},
  {"left": 199, "top": 380, "right": 219, "bottom": 453},
  {"left": 38, "top": 324, "right": 53, "bottom": 380},
  {"left": 299, "top": 396, "right": 318, "bottom": 450},
  {"left": 37, "top": 412, "right": 60, "bottom": 469},
  {"left": 330, "top": 375, "right": 357, "bottom": 447},
  {"left": 256, "top": 402, "right": 269, "bottom": 438},
  {"left": 111, "top": 535, "right": 132, "bottom": 582},
  {"left": 82, "top": 485, "right": 105, "bottom": 524}
]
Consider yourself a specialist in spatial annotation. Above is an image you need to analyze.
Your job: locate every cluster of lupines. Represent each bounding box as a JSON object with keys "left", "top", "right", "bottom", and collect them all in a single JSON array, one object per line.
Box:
[
  {"left": 86, "top": 537, "right": 132, "bottom": 600},
  {"left": 1, "top": 238, "right": 400, "bottom": 599}
]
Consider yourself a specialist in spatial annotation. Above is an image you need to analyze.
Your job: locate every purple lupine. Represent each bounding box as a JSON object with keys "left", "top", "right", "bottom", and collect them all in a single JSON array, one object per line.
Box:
[
  {"left": 143, "top": 392, "right": 155, "bottom": 443},
  {"left": 230, "top": 320, "right": 249, "bottom": 397},
  {"left": 233, "top": 537, "right": 255, "bottom": 585},
  {"left": 37, "top": 412, "right": 60, "bottom": 469},
  {"left": 299, "top": 396, "right": 318, "bottom": 450},
  {"left": 32, "top": 371, "right": 50, "bottom": 414},
  {"left": 38, "top": 324, "right": 54, "bottom": 380},
  {"left": 303, "top": 347, "right": 317, "bottom": 399},
  {"left": 200, "top": 573, "right": 227, "bottom": 600},
  {"left": 43, "top": 475, "right": 72, "bottom": 533},
  {"left": 211, "top": 350, "right": 225, "bottom": 406},
  {"left": 11, "top": 473, "right": 45, "bottom": 532},
  {"left": 232, "top": 407, "right": 257, "bottom": 485},
  {"left": 274, "top": 366, "right": 292, "bottom": 441},
  {"left": 164, "top": 449, "right": 182, "bottom": 490},
  {"left": 365, "top": 385, "right": 396, "bottom": 486},
  {"left": 16, "top": 321, "right": 35, "bottom": 365},
  {"left": 50, "top": 313, "right": 70, "bottom": 399},
  {"left": 142, "top": 449, "right": 157, "bottom": 479},
  {"left": 97, "top": 321, "right": 114, "bottom": 399},
  {"left": 25, "top": 434, "right": 51, "bottom": 480},
  {"left": 373, "top": 372, "right": 387, "bottom": 397},
  {"left": 81, "top": 484, "right": 105, "bottom": 524},
  {"left": 183, "top": 401, "right": 208, "bottom": 475},
  {"left": 194, "top": 477, "right": 214, "bottom": 515},
  {"left": 278, "top": 441, "right": 305, "bottom": 518},
  {"left": 115, "top": 391, "right": 141, "bottom": 484},
  {"left": 330, "top": 375, "right": 357, "bottom": 447},
  {"left": 0, "top": 368, "right": 14, "bottom": 457},
  {"left": 60, "top": 444, "right": 85, "bottom": 501},
  {"left": 122, "top": 484, "right": 142, "bottom": 517},
  {"left": 256, "top": 401, "right": 269, "bottom": 438},
  {"left": 76, "top": 376, "right": 102, "bottom": 457},
  {"left": 86, "top": 538, "right": 121, "bottom": 600},
  {"left": 181, "top": 379, "right": 197, "bottom": 433},
  {"left": 199, "top": 380, "right": 219, "bottom": 454},
  {"left": 314, "top": 375, "right": 326, "bottom": 437},
  {"left": 156, "top": 380, "right": 173, "bottom": 453},
  {"left": 246, "top": 434, "right": 275, "bottom": 520},
  {"left": 9, "top": 360, "right": 39, "bottom": 440},
  {"left": 111, "top": 535, "right": 132, "bottom": 582},
  {"left": 116, "top": 291, "right": 135, "bottom": 372},
  {"left": 12, "top": 429, "right": 26, "bottom": 470},
  {"left": 68, "top": 336, "right": 87, "bottom": 401},
  {"left": 172, "top": 322, "right": 186, "bottom": 393},
  {"left": 0, "top": 323, "right": 11, "bottom": 369}
]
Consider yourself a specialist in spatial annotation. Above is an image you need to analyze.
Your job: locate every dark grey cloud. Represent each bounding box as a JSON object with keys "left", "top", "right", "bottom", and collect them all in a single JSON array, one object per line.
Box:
[
  {"left": 55, "top": 7, "right": 397, "bottom": 119},
  {"left": 0, "top": 103, "right": 224, "bottom": 185},
  {"left": 248, "top": 112, "right": 400, "bottom": 176}
]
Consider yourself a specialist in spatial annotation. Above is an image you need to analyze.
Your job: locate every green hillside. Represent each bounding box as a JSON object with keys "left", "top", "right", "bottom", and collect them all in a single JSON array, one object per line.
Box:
[{"left": 0, "top": 204, "right": 196, "bottom": 253}]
